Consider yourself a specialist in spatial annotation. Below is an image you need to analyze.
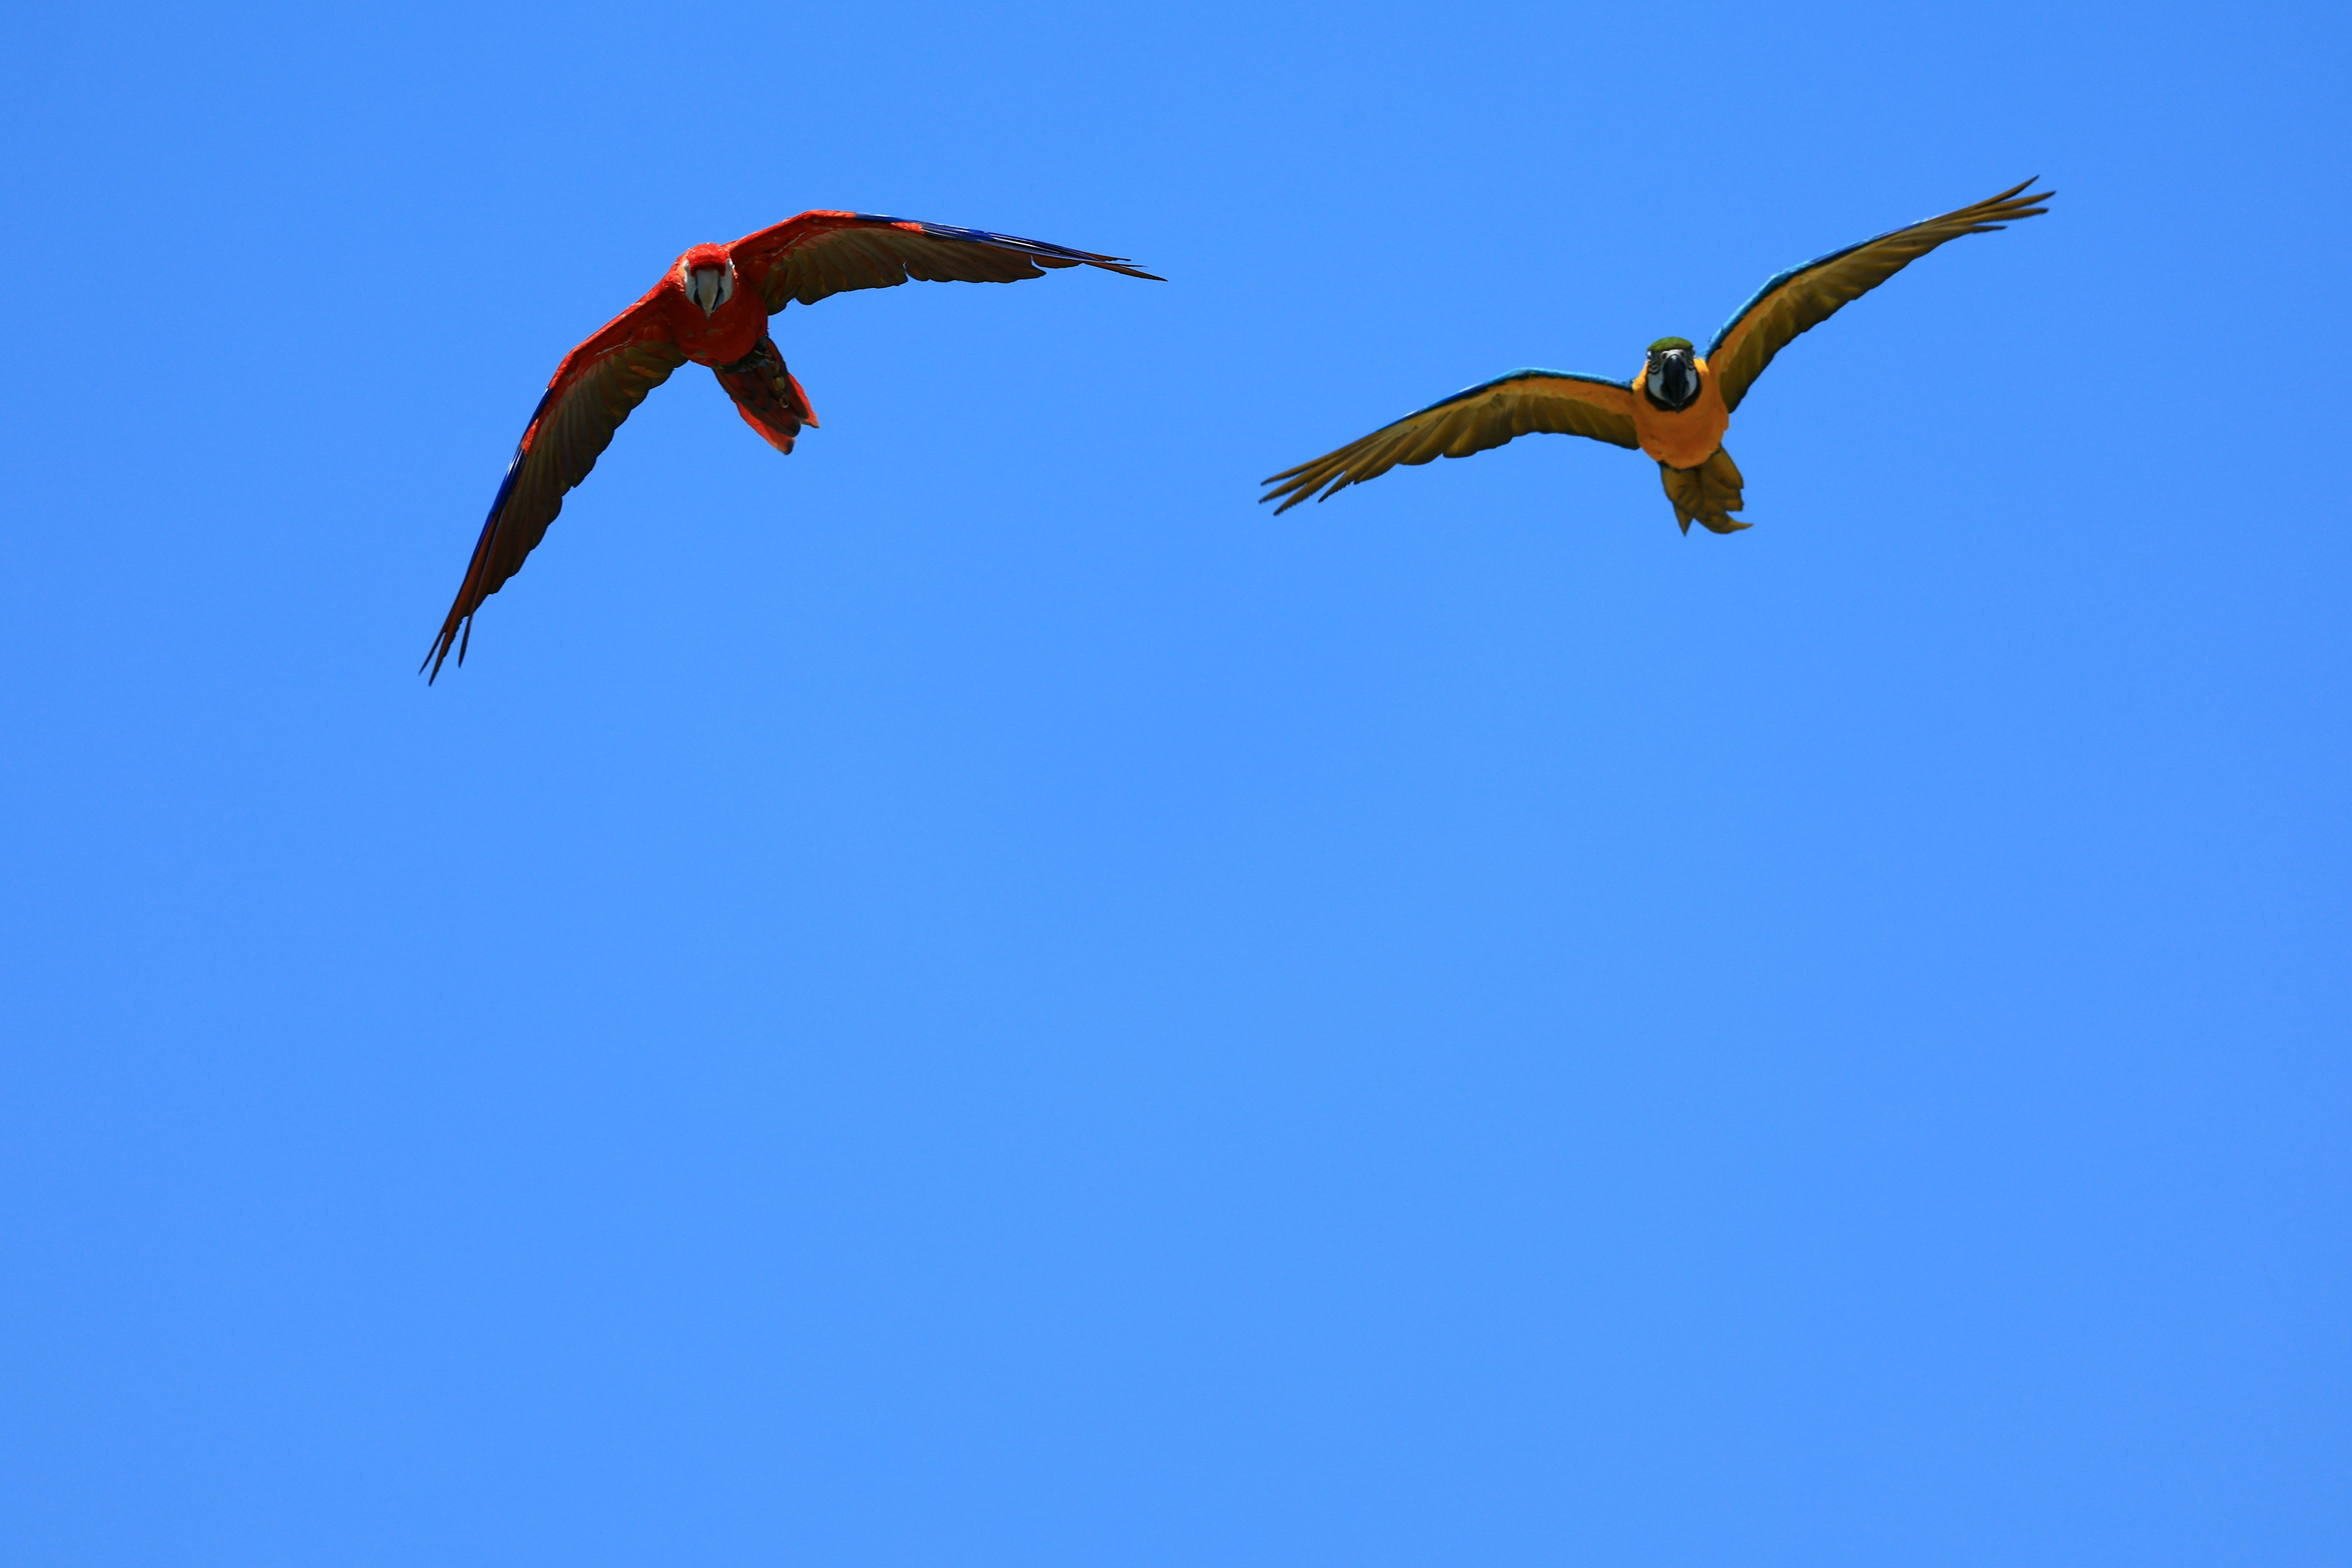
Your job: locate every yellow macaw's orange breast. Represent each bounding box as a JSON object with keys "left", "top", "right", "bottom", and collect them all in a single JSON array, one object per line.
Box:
[{"left": 1629, "top": 355, "right": 1731, "bottom": 470}]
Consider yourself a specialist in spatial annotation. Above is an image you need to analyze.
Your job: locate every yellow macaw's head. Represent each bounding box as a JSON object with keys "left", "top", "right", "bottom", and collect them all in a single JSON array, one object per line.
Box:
[{"left": 1643, "top": 337, "right": 1702, "bottom": 412}]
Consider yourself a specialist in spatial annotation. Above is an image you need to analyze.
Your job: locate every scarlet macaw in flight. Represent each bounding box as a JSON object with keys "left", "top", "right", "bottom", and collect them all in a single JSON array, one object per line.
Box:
[
  {"left": 1260, "top": 180, "right": 2052, "bottom": 533},
  {"left": 426, "top": 212, "right": 1159, "bottom": 679}
]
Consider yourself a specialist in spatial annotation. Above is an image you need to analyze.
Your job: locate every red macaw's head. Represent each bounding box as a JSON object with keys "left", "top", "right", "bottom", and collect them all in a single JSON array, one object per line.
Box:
[
  {"left": 1643, "top": 337, "right": 1702, "bottom": 412},
  {"left": 676, "top": 243, "right": 738, "bottom": 318}
]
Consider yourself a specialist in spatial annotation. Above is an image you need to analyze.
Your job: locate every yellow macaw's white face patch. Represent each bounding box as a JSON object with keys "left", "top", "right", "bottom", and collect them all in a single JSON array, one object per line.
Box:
[{"left": 1644, "top": 347, "right": 1702, "bottom": 411}]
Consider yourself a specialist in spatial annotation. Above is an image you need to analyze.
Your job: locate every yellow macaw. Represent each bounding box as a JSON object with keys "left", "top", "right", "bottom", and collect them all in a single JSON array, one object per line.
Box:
[{"left": 1261, "top": 180, "right": 2052, "bottom": 534}]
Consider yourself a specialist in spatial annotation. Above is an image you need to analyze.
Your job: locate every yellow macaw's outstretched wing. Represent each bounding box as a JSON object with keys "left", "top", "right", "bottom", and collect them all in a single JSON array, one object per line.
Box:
[
  {"left": 1706, "top": 179, "right": 2054, "bottom": 414},
  {"left": 1261, "top": 370, "right": 1638, "bottom": 513}
]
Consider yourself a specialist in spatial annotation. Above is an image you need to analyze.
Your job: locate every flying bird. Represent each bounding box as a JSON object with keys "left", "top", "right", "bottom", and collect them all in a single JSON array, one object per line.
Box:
[
  {"left": 1261, "top": 179, "right": 2051, "bottom": 533},
  {"left": 426, "top": 212, "right": 1160, "bottom": 679}
]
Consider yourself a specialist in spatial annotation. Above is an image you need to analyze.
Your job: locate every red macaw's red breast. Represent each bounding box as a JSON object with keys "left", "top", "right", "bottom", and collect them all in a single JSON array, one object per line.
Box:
[
  {"left": 662, "top": 243, "right": 770, "bottom": 364},
  {"left": 1628, "top": 354, "right": 1731, "bottom": 470}
]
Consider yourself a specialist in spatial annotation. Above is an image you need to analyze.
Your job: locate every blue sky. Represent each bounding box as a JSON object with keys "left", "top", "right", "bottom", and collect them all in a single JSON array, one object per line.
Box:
[{"left": 1, "top": 1, "right": 2346, "bottom": 1563}]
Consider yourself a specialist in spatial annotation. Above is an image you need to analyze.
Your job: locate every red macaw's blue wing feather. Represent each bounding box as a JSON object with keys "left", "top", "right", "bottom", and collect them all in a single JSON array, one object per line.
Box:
[
  {"left": 1260, "top": 369, "right": 1640, "bottom": 514},
  {"left": 730, "top": 211, "right": 1161, "bottom": 312},
  {"left": 1706, "top": 179, "right": 2053, "bottom": 414},
  {"left": 425, "top": 299, "right": 687, "bottom": 680}
]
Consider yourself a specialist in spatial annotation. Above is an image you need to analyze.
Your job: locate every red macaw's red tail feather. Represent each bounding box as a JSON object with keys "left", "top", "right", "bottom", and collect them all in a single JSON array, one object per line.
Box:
[{"left": 714, "top": 337, "right": 818, "bottom": 455}]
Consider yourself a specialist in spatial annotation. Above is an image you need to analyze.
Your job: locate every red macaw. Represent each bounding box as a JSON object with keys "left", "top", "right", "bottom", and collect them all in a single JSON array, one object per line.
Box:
[
  {"left": 426, "top": 212, "right": 1159, "bottom": 679},
  {"left": 1261, "top": 180, "right": 2052, "bottom": 533}
]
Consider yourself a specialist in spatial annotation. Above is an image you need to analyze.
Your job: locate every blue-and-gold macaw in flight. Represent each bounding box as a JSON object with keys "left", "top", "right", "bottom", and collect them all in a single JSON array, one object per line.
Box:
[{"left": 1261, "top": 180, "right": 2052, "bottom": 533}]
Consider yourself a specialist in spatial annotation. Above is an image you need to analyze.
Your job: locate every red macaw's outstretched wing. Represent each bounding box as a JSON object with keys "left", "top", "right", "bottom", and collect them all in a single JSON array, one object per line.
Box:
[
  {"left": 1259, "top": 370, "right": 1639, "bottom": 514},
  {"left": 729, "top": 211, "right": 1161, "bottom": 312},
  {"left": 424, "top": 300, "right": 688, "bottom": 680},
  {"left": 1706, "top": 178, "right": 2054, "bottom": 414}
]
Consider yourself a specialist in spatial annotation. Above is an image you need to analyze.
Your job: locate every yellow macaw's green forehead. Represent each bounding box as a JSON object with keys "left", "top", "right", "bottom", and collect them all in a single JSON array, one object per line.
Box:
[{"left": 1648, "top": 336, "right": 1694, "bottom": 354}]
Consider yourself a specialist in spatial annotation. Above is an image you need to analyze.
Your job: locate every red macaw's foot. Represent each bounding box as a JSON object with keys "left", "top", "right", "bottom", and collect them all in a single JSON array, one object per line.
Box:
[
  {"left": 1659, "top": 447, "right": 1748, "bottom": 534},
  {"left": 713, "top": 336, "right": 820, "bottom": 454}
]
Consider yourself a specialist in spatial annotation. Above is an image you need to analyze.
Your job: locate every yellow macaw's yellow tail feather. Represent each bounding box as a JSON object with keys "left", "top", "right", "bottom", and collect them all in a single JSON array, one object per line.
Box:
[{"left": 1660, "top": 448, "right": 1747, "bottom": 534}]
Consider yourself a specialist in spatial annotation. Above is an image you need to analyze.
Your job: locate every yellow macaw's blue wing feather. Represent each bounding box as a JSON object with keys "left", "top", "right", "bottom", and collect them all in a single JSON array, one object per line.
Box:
[
  {"left": 1261, "top": 370, "right": 1638, "bottom": 513},
  {"left": 1706, "top": 178, "right": 2054, "bottom": 414}
]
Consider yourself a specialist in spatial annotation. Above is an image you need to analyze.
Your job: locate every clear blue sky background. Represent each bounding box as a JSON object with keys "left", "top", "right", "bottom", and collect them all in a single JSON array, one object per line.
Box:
[{"left": 2, "top": 1, "right": 2345, "bottom": 1562}]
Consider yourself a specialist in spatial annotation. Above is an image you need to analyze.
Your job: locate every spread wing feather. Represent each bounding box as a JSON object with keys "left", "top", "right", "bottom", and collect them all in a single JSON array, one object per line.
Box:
[
  {"left": 1706, "top": 178, "right": 2053, "bottom": 413},
  {"left": 731, "top": 211, "right": 1161, "bottom": 312},
  {"left": 1260, "top": 370, "right": 1638, "bottom": 514},
  {"left": 425, "top": 301, "right": 687, "bottom": 680}
]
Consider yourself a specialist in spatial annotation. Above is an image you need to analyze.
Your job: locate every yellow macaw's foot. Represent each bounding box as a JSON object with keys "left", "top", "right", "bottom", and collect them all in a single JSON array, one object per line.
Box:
[{"left": 1660, "top": 448, "right": 1747, "bottom": 534}]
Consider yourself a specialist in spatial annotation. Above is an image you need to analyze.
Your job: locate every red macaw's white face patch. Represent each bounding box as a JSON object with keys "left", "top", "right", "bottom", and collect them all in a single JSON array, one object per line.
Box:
[{"left": 682, "top": 257, "right": 736, "bottom": 316}]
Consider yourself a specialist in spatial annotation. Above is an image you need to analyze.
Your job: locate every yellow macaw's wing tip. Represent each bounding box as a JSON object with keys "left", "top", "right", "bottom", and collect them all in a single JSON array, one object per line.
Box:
[
  {"left": 1702, "top": 178, "right": 2056, "bottom": 414},
  {"left": 1262, "top": 370, "right": 1639, "bottom": 513}
]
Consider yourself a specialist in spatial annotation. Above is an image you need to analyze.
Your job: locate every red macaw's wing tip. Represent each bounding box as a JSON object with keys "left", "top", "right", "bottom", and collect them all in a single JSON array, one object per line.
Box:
[
  {"left": 423, "top": 315, "right": 688, "bottom": 680},
  {"left": 420, "top": 609, "right": 471, "bottom": 682},
  {"left": 880, "top": 216, "right": 1165, "bottom": 281},
  {"left": 733, "top": 211, "right": 1163, "bottom": 310}
]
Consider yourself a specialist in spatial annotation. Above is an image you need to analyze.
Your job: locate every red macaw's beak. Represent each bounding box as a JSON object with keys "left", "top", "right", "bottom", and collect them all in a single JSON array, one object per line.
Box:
[{"left": 684, "top": 261, "right": 737, "bottom": 317}]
